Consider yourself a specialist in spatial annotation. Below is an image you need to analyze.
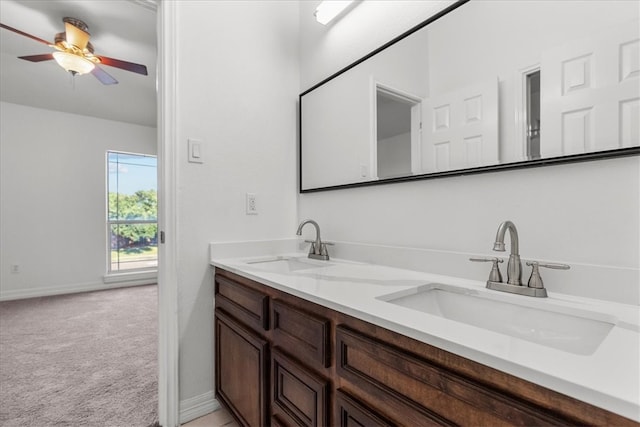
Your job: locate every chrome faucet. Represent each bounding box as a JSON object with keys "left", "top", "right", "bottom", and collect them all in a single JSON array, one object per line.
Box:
[
  {"left": 296, "top": 219, "right": 330, "bottom": 260},
  {"left": 492, "top": 220, "right": 522, "bottom": 285},
  {"left": 470, "top": 220, "right": 570, "bottom": 298}
]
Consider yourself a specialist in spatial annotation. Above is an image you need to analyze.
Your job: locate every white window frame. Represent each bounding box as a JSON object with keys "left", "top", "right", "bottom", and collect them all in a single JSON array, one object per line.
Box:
[{"left": 106, "top": 150, "right": 158, "bottom": 275}]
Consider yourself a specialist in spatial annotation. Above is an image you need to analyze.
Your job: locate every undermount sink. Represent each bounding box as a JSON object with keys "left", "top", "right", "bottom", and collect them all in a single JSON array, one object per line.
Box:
[
  {"left": 245, "top": 256, "right": 333, "bottom": 273},
  {"left": 378, "top": 283, "right": 616, "bottom": 355}
]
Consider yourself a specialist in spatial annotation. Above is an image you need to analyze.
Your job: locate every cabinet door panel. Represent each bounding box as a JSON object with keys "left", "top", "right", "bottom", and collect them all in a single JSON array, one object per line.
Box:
[
  {"left": 335, "top": 390, "right": 395, "bottom": 427},
  {"left": 272, "top": 348, "right": 329, "bottom": 427},
  {"left": 215, "top": 309, "right": 268, "bottom": 427},
  {"left": 272, "top": 299, "right": 331, "bottom": 368},
  {"left": 337, "top": 326, "right": 567, "bottom": 426},
  {"left": 216, "top": 275, "right": 269, "bottom": 331}
]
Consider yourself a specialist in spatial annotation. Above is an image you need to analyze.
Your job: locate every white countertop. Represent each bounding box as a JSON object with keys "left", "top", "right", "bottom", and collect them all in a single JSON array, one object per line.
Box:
[{"left": 210, "top": 247, "right": 640, "bottom": 422}]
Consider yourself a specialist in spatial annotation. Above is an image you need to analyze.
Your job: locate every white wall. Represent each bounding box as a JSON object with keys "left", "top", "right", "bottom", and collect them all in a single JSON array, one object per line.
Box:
[
  {"left": 298, "top": 2, "right": 640, "bottom": 302},
  {"left": 299, "top": 0, "right": 453, "bottom": 89},
  {"left": 0, "top": 102, "right": 157, "bottom": 300},
  {"left": 378, "top": 132, "right": 411, "bottom": 178},
  {"left": 174, "top": 1, "right": 298, "bottom": 406}
]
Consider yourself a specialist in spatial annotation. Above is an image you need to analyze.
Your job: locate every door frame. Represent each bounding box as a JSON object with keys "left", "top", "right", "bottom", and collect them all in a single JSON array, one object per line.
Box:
[
  {"left": 514, "top": 63, "right": 541, "bottom": 161},
  {"left": 369, "top": 79, "right": 423, "bottom": 179},
  {"left": 157, "top": 1, "right": 180, "bottom": 426}
]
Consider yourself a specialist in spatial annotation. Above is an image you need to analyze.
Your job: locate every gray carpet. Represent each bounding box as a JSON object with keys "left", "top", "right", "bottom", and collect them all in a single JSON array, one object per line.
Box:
[{"left": 0, "top": 285, "right": 158, "bottom": 427}]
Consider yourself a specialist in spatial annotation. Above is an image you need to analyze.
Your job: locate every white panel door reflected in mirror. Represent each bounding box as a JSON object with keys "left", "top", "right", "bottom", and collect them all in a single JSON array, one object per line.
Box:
[{"left": 422, "top": 77, "right": 498, "bottom": 173}]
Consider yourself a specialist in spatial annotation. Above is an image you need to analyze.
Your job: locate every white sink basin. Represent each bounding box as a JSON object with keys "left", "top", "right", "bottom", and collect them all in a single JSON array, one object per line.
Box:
[
  {"left": 245, "top": 256, "right": 333, "bottom": 273},
  {"left": 378, "top": 283, "right": 616, "bottom": 355}
]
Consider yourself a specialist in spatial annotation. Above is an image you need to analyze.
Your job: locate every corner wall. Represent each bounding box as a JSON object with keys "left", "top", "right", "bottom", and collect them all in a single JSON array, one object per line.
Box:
[
  {"left": 174, "top": 1, "right": 299, "bottom": 412},
  {"left": 0, "top": 102, "right": 157, "bottom": 300},
  {"left": 298, "top": 1, "right": 640, "bottom": 303}
]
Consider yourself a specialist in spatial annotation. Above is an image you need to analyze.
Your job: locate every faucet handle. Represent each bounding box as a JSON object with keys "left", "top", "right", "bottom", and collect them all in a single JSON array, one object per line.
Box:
[
  {"left": 526, "top": 261, "right": 570, "bottom": 270},
  {"left": 470, "top": 257, "right": 504, "bottom": 283},
  {"left": 525, "top": 261, "right": 570, "bottom": 289},
  {"left": 304, "top": 240, "right": 334, "bottom": 246}
]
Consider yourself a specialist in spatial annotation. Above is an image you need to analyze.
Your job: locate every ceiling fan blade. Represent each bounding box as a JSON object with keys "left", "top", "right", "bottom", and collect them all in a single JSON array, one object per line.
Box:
[
  {"left": 92, "top": 65, "right": 118, "bottom": 85},
  {"left": 18, "top": 53, "right": 54, "bottom": 62},
  {"left": 0, "top": 22, "right": 53, "bottom": 46},
  {"left": 64, "top": 21, "right": 90, "bottom": 50},
  {"left": 98, "top": 56, "right": 148, "bottom": 76}
]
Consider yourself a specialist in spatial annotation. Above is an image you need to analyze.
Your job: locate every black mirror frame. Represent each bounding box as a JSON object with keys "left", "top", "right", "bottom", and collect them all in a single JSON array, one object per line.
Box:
[{"left": 298, "top": 0, "right": 640, "bottom": 193}]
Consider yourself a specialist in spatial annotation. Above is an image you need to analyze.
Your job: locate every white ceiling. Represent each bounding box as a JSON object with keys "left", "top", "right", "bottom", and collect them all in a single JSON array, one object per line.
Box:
[{"left": 0, "top": 0, "right": 157, "bottom": 128}]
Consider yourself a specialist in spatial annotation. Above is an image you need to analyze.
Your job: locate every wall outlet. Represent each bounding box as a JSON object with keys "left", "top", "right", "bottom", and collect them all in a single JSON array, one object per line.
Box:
[
  {"left": 10, "top": 264, "right": 19, "bottom": 274},
  {"left": 246, "top": 193, "right": 258, "bottom": 215}
]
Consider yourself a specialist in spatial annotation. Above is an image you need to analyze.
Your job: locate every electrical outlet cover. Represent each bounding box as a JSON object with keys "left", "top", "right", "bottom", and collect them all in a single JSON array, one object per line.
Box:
[{"left": 246, "top": 193, "right": 258, "bottom": 215}]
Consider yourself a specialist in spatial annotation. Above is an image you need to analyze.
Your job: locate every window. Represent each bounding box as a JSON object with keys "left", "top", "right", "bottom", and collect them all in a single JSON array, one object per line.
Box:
[{"left": 107, "top": 151, "right": 157, "bottom": 273}]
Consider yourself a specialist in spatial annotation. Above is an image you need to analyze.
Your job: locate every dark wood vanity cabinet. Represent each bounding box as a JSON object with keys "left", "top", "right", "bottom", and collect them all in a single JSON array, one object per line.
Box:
[
  {"left": 215, "top": 271, "right": 332, "bottom": 427},
  {"left": 214, "top": 268, "right": 637, "bottom": 427},
  {"left": 215, "top": 309, "right": 269, "bottom": 427}
]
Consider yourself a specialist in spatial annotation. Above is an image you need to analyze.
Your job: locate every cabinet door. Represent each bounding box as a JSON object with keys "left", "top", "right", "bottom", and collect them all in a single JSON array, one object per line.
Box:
[
  {"left": 215, "top": 309, "right": 269, "bottom": 427},
  {"left": 335, "top": 390, "right": 395, "bottom": 427},
  {"left": 337, "top": 326, "right": 566, "bottom": 426},
  {"left": 272, "top": 299, "right": 331, "bottom": 368},
  {"left": 271, "top": 348, "right": 329, "bottom": 427}
]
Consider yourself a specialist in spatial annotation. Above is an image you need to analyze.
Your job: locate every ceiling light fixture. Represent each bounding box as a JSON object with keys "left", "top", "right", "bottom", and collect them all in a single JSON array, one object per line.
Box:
[
  {"left": 52, "top": 51, "right": 95, "bottom": 75},
  {"left": 314, "top": 0, "right": 355, "bottom": 25}
]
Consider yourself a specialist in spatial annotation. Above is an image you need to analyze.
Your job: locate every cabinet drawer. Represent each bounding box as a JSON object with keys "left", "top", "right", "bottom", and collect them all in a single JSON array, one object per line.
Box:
[
  {"left": 272, "top": 348, "right": 329, "bottom": 427},
  {"left": 272, "top": 299, "right": 331, "bottom": 368},
  {"left": 215, "top": 309, "right": 269, "bottom": 427},
  {"left": 215, "top": 275, "right": 269, "bottom": 331},
  {"left": 335, "top": 390, "right": 394, "bottom": 427},
  {"left": 336, "top": 326, "right": 567, "bottom": 426}
]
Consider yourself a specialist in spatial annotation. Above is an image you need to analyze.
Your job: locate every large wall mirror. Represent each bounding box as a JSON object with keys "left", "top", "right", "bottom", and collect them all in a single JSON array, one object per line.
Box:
[{"left": 300, "top": 0, "right": 640, "bottom": 192}]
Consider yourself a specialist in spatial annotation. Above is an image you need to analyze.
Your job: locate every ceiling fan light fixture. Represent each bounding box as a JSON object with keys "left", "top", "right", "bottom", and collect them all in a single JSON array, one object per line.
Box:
[{"left": 52, "top": 51, "right": 95, "bottom": 75}]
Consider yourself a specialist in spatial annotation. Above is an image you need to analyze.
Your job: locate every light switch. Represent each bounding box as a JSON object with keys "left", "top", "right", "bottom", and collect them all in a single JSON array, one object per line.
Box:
[{"left": 188, "top": 139, "right": 203, "bottom": 164}]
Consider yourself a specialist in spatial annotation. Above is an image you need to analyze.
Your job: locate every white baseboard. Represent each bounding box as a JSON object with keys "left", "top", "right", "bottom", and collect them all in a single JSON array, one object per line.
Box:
[
  {"left": 179, "top": 390, "right": 220, "bottom": 424},
  {"left": 0, "top": 279, "right": 157, "bottom": 301},
  {"left": 104, "top": 270, "right": 158, "bottom": 284}
]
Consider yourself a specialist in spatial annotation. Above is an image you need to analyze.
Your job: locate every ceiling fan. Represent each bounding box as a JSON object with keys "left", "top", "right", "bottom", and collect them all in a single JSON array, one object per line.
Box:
[{"left": 0, "top": 17, "right": 148, "bottom": 85}]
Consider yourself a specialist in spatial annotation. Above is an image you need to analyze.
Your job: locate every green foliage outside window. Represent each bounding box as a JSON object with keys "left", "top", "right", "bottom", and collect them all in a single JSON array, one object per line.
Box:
[{"left": 109, "top": 189, "right": 157, "bottom": 242}]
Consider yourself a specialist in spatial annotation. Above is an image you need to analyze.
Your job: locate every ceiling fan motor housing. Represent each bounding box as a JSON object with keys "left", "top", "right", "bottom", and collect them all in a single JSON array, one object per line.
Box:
[
  {"left": 54, "top": 32, "right": 95, "bottom": 55},
  {"left": 62, "top": 17, "right": 89, "bottom": 34}
]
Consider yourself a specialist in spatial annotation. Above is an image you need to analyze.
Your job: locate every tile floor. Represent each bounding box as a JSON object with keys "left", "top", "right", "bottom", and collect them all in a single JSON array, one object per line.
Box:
[{"left": 181, "top": 407, "right": 238, "bottom": 427}]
